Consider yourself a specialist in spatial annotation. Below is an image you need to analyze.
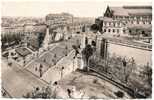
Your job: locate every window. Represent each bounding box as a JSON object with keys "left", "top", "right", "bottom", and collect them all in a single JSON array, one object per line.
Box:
[
  {"left": 113, "top": 29, "right": 115, "bottom": 33},
  {"left": 126, "top": 16, "right": 129, "bottom": 19},
  {"left": 123, "top": 29, "right": 126, "bottom": 33},
  {"left": 117, "top": 29, "right": 119, "bottom": 33},
  {"left": 117, "top": 23, "right": 120, "bottom": 26},
  {"left": 104, "top": 22, "right": 106, "bottom": 26},
  {"left": 109, "top": 22, "right": 111, "bottom": 26},
  {"left": 113, "top": 23, "right": 115, "bottom": 27},
  {"left": 113, "top": 17, "right": 115, "bottom": 20},
  {"left": 129, "top": 30, "right": 131, "bottom": 33},
  {"left": 108, "top": 29, "right": 111, "bottom": 32},
  {"left": 143, "top": 21, "right": 145, "bottom": 24},
  {"left": 104, "top": 29, "right": 106, "bottom": 32},
  {"left": 149, "top": 21, "right": 151, "bottom": 24},
  {"left": 137, "top": 21, "right": 139, "bottom": 24},
  {"left": 131, "top": 21, "right": 133, "bottom": 24},
  {"left": 140, "top": 17, "right": 142, "bottom": 20}
]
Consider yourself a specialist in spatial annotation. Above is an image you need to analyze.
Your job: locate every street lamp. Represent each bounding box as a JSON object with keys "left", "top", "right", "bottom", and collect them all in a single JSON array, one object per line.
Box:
[{"left": 61, "top": 66, "right": 64, "bottom": 79}]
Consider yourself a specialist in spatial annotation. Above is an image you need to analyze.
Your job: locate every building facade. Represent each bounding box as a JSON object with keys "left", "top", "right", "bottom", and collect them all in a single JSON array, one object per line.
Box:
[
  {"left": 45, "top": 12, "right": 73, "bottom": 28},
  {"left": 98, "top": 6, "right": 152, "bottom": 37}
]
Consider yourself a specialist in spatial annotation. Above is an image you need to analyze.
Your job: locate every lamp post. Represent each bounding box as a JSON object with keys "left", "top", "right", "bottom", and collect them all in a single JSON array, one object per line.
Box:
[{"left": 61, "top": 66, "right": 64, "bottom": 79}]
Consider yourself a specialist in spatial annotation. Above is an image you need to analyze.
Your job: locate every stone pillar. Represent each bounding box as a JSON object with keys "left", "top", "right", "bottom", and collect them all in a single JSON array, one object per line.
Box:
[
  {"left": 81, "top": 34, "right": 86, "bottom": 49},
  {"left": 96, "top": 35, "right": 102, "bottom": 57},
  {"left": 78, "top": 34, "right": 86, "bottom": 70}
]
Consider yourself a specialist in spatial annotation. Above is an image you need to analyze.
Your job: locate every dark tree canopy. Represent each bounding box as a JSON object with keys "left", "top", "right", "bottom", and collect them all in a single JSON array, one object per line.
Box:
[
  {"left": 90, "top": 24, "right": 99, "bottom": 32},
  {"left": 38, "top": 32, "right": 45, "bottom": 48},
  {"left": 82, "top": 44, "right": 93, "bottom": 60}
]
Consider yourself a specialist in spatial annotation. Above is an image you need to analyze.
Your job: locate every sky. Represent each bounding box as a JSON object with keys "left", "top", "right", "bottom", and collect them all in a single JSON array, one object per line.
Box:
[{"left": 1, "top": 0, "right": 152, "bottom": 18}]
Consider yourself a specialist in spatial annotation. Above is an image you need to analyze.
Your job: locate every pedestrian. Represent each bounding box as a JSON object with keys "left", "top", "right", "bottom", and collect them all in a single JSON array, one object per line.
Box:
[
  {"left": 122, "top": 57, "right": 127, "bottom": 67},
  {"left": 67, "top": 88, "right": 71, "bottom": 98},
  {"left": 131, "top": 57, "right": 135, "bottom": 64}
]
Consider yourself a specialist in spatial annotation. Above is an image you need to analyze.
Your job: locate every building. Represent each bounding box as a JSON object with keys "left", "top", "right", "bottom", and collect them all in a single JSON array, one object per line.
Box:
[
  {"left": 45, "top": 12, "right": 73, "bottom": 29},
  {"left": 98, "top": 6, "right": 152, "bottom": 37}
]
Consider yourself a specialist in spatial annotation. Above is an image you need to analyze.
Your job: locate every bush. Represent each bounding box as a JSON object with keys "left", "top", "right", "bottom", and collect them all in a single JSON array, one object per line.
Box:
[
  {"left": 93, "top": 79, "right": 98, "bottom": 84},
  {"left": 23, "top": 86, "right": 52, "bottom": 98},
  {"left": 114, "top": 91, "right": 124, "bottom": 98}
]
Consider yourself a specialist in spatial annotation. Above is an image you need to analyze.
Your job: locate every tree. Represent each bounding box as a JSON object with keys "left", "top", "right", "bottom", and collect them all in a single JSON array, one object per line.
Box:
[
  {"left": 142, "top": 63, "right": 152, "bottom": 86},
  {"left": 52, "top": 54, "right": 57, "bottom": 65},
  {"left": 23, "top": 86, "right": 52, "bottom": 98},
  {"left": 90, "top": 24, "right": 99, "bottom": 33},
  {"left": 122, "top": 57, "right": 127, "bottom": 81},
  {"left": 72, "top": 45, "right": 79, "bottom": 59},
  {"left": 65, "top": 46, "right": 68, "bottom": 56},
  {"left": 39, "top": 64, "right": 43, "bottom": 77},
  {"left": 82, "top": 44, "right": 93, "bottom": 71},
  {"left": 38, "top": 32, "right": 45, "bottom": 48},
  {"left": 125, "top": 57, "right": 135, "bottom": 83}
]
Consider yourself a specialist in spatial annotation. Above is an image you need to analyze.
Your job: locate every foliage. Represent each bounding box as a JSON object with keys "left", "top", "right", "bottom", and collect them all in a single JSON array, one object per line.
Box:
[
  {"left": 1, "top": 33, "right": 23, "bottom": 49},
  {"left": 65, "top": 46, "right": 68, "bottom": 56},
  {"left": 37, "top": 32, "right": 45, "bottom": 48},
  {"left": 82, "top": 44, "right": 93, "bottom": 71},
  {"left": 23, "top": 86, "right": 52, "bottom": 98},
  {"left": 90, "top": 24, "right": 99, "bottom": 32},
  {"left": 89, "top": 54, "right": 152, "bottom": 97},
  {"left": 82, "top": 44, "right": 93, "bottom": 62},
  {"left": 114, "top": 91, "right": 124, "bottom": 98},
  {"left": 72, "top": 45, "right": 79, "bottom": 58}
]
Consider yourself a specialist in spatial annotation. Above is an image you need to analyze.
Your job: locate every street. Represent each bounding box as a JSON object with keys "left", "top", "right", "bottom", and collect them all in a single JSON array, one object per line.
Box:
[{"left": 1, "top": 59, "right": 47, "bottom": 97}]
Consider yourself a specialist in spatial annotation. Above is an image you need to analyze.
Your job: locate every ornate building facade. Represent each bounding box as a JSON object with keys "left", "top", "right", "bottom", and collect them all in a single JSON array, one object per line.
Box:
[{"left": 98, "top": 6, "right": 152, "bottom": 37}]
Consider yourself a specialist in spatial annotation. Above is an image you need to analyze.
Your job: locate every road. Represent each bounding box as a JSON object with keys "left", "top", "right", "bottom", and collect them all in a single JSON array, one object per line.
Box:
[{"left": 1, "top": 58, "right": 48, "bottom": 98}]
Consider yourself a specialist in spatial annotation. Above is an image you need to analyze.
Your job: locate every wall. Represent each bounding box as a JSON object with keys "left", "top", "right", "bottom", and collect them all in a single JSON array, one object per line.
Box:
[{"left": 107, "top": 42, "right": 152, "bottom": 66}]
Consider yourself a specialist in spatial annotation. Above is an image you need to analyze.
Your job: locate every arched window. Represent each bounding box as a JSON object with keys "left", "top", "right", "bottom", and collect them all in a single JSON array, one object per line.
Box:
[{"left": 108, "top": 29, "right": 111, "bottom": 32}]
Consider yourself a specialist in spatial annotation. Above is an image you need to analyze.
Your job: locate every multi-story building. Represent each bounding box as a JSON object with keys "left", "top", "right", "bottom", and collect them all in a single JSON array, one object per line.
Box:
[
  {"left": 45, "top": 12, "right": 73, "bottom": 28},
  {"left": 98, "top": 6, "right": 152, "bottom": 37}
]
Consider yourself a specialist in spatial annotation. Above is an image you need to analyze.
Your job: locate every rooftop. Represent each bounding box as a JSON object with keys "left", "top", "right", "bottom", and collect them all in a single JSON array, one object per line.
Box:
[
  {"left": 15, "top": 47, "right": 32, "bottom": 57},
  {"left": 109, "top": 6, "right": 152, "bottom": 16}
]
